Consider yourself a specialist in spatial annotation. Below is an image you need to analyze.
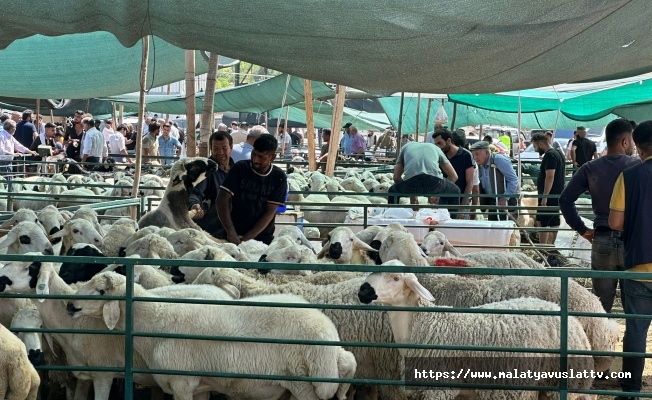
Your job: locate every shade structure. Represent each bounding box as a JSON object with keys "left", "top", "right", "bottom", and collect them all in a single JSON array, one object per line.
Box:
[
  {"left": 267, "top": 101, "right": 391, "bottom": 131},
  {"left": 2, "top": 1, "right": 652, "bottom": 95}
]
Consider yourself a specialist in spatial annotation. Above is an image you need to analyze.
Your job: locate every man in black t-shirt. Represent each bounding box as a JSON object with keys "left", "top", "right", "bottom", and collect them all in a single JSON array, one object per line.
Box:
[
  {"left": 532, "top": 132, "right": 566, "bottom": 245},
  {"left": 217, "top": 135, "right": 288, "bottom": 245},
  {"left": 432, "top": 128, "right": 475, "bottom": 216},
  {"left": 571, "top": 126, "right": 597, "bottom": 169}
]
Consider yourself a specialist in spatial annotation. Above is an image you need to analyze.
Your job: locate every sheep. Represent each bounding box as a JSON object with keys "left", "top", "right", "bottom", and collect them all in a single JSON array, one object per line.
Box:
[
  {"left": 316, "top": 227, "right": 378, "bottom": 265},
  {"left": 165, "top": 228, "right": 214, "bottom": 256},
  {"left": 38, "top": 204, "right": 66, "bottom": 240},
  {"left": 50, "top": 218, "right": 104, "bottom": 255},
  {"left": 420, "top": 230, "right": 462, "bottom": 257},
  {"left": 194, "top": 267, "right": 404, "bottom": 400},
  {"left": 10, "top": 306, "right": 76, "bottom": 400},
  {"left": 0, "top": 221, "right": 54, "bottom": 255},
  {"left": 138, "top": 157, "right": 218, "bottom": 231},
  {"left": 300, "top": 220, "right": 321, "bottom": 240},
  {"left": 68, "top": 271, "right": 356, "bottom": 400},
  {"left": 101, "top": 261, "right": 176, "bottom": 289},
  {"left": 404, "top": 270, "right": 620, "bottom": 373},
  {"left": 354, "top": 225, "right": 383, "bottom": 245},
  {"left": 71, "top": 207, "right": 104, "bottom": 235},
  {"left": 55, "top": 188, "right": 101, "bottom": 208},
  {"left": 0, "top": 209, "right": 43, "bottom": 231},
  {"left": 357, "top": 271, "right": 594, "bottom": 400},
  {"left": 171, "top": 245, "right": 237, "bottom": 283},
  {"left": 277, "top": 225, "right": 316, "bottom": 253},
  {"left": 340, "top": 177, "right": 368, "bottom": 193},
  {"left": 58, "top": 244, "right": 108, "bottom": 285},
  {"left": 0, "top": 322, "right": 41, "bottom": 400},
  {"left": 10, "top": 306, "right": 43, "bottom": 366},
  {"left": 0, "top": 259, "right": 236, "bottom": 400},
  {"left": 237, "top": 239, "right": 268, "bottom": 262},
  {"left": 259, "top": 244, "right": 325, "bottom": 275},
  {"left": 214, "top": 242, "right": 251, "bottom": 261},
  {"left": 101, "top": 218, "right": 139, "bottom": 257},
  {"left": 378, "top": 231, "right": 428, "bottom": 266},
  {"left": 123, "top": 233, "right": 178, "bottom": 259}
]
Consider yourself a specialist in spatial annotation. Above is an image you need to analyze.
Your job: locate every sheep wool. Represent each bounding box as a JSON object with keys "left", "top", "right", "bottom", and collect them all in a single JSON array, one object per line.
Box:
[{"left": 0, "top": 322, "right": 41, "bottom": 400}]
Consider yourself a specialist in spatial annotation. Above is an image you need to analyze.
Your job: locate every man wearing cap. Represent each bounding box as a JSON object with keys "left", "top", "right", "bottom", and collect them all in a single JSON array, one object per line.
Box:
[
  {"left": 374, "top": 129, "right": 396, "bottom": 153},
  {"left": 571, "top": 126, "right": 598, "bottom": 169},
  {"left": 388, "top": 141, "right": 460, "bottom": 206},
  {"left": 470, "top": 140, "right": 519, "bottom": 221},
  {"left": 340, "top": 122, "right": 353, "bottom": 156}
]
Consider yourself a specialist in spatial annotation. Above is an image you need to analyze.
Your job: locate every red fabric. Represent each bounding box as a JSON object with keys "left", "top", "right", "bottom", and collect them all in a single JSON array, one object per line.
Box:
[{"left": 431, "top": 257, "right": 471, "bottom": 267}]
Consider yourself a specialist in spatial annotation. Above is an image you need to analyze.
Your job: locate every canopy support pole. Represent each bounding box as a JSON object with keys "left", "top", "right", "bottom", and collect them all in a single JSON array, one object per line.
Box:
[
  {"left": 303, "top": 80, "right": 316, "bottom": 171},
  {"left": 425, "top": 98, "right": 433, "bottom": 136},
  {"left": 35, "top": 99, "right": 40, "bottom": 133},
  {"left": 199, "top": 52, "right": 219, "bottom": 158},
  {"left": 325, "top": 84, "right": 346, "bottom": 177},
  {"left": 111, "top": 102, "right": 117, "bottom": 128},
  {"left": 165, "top": 84, "right": 171, "bottom": 123},
  {"left": 451, "top": 102, "right": 457, "bottom": 130},
  {"left": 119, "top": 105, "right": 124, "bottom": 125},
  {"left": 415, "top": 93, "right": 421, "bottom": 142},
  {"left": 131, "top": 35, "right": 150, "bottom": 222},
  {"left": 396, "top": 92, "right": 405, "bottom": 154},
  {"left": 517, "top": 95, "right": 522, "bottom": 190},
  {"left": 185, "top": 50, "right": 196, "bottom": 157},
  {"left": 281, "top": 106, "right": 290, "bottom": 158}
]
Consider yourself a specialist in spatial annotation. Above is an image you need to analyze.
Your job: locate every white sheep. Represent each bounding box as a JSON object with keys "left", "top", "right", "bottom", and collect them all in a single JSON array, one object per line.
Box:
[
  {"left": 171, "top": 245, "right": 237, "bottom": 283},
  {"left": 101, "top": 261, "right": 175, "bottom": 289},
  {"left": 165, "top": 228, "right": 215, "bottom": 256},
  {"left": 38, "top": 205, "right": 66, "bottom": 237},
  {"left": 0, "top": 322, "right": 41, "bottom": 400},
  {"left": 354, "top": 225, "right": 383, "bottom": 245},
  {"left": 123, "top": 233, "right": 178, "bottom": 259},
  {"left": 0, "top": 221, "right": 55, "bottom": 255},
  {"left": 300, "top": 220, "right": 321, "bottom": 240},
  {"left": 68, "top": 272, "right": 356, "bottom": 400},
  {"left": 0, "top": 209, "right": 43, "bottom": 231},
  {"left": 277, "top": 225, "right": 316, "bottom": 253},
  {"left": 260, "top": 243, "right": 326, "bottom": 275},
  {"left": 101, "top": 218, "right": 139, "bottom": 257},
  {"left": 0, "top": 259, "right": 236, "bottom": 400},
  {"left": 237, "top": 239, "right": 269, "bottom": 262},
  {"left": 358, "top": 270, "right": 594, "bottom": 400},
  {"left": 420, "top": 230, "right": 462, "bottom": 257},
  {"left": 317, "top": 227, "right": 378, "bottom": 265},
  {"left": 194, "top": 267, "right": 403, "bottom": 400},
  {"left": 378, "top": 231, "right": 428, "bottom": 266},
  {"left": 10, "top": 307, "right": 42, "bottom": 365},
  {"left": 50, "top": 218, "right": 104, "bottom": 255},
  {"left": 71, "top": 207, "right": 104, "bottom": 235},
  {"left": 138, "top": 157, "right": 218, "bottom": 231}
]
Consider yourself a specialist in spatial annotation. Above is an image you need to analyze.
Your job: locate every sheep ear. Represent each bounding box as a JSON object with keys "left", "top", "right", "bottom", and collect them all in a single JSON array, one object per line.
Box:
[
  {"left": 219, "top": 284, "right": 240, "bottom": 299},
  {"left": 404, "top": 274, "right": 434, "bottom": 302},
  {"left": 317, "top": 241, "right": 330, "bottom": 259},
  {"left": 36, "top": 268, "right": 51, "bottom": 302},
  {"left": 50, "top": 225, "right": 70, "bottom": 239},
  {"left": 353, "top": 236, "right": 378, "bottom": 252},
  {"left": 0, "top": 229, "right": 16, "bottom": 249},
  {"left": 102, "top": 301, "right": 120, "bottom": 330},
  {"left": 299, "top": 235, "right": 316, "bottom": 254},
  {"left": 444, "top": 240, "right": 462, "bottom": 257},
  {"left": 43, "top": 332, "right": 57, "bottom": 357}
]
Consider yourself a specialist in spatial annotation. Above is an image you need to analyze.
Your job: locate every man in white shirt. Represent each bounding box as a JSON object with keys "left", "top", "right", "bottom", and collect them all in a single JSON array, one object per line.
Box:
[
  {"left": 81, "top": 118, "right": 108, "bottom": 169},
  {"left": 0, "top": 120, "right": 37, "bottom": 177},
  {"left": 102, "top": 120, "right": 115, "bottom": 143},
  {"left": 231, "top": 125, "right": 267, "bottom": 163},
  {"left": 230, "top": 121, "right": 248, "bottom": 145},
  {"left": 109, "top": 124, "right": 133, "bottom": 163},
  {"left": 276, "top": 125, "right": 292, "bottom": 158}
]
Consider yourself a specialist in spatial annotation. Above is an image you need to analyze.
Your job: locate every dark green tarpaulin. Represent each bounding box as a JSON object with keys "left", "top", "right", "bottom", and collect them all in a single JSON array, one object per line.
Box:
[
  {"left": 267, "top": 101, "right": 390, "bottom": 131},
  {"left": 2, "top": 1, "right": 652, "bottom": 95},
  {"left": 101, "top": 74, "right": 335, "bottom": 115},
  {"left": 0, "top": 32, "right": 211, "bottom": 99}
]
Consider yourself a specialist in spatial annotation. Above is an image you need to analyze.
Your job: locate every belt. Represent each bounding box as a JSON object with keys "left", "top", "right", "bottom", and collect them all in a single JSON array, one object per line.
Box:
[{"left": 594, "top": 227, "right": 623, "bottom": 239}]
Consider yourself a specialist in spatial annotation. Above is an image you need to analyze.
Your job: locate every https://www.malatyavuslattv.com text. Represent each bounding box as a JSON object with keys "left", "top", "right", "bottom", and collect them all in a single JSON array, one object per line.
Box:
[{"left": 412, "top": 368, "right": 630, "bottom": 381}]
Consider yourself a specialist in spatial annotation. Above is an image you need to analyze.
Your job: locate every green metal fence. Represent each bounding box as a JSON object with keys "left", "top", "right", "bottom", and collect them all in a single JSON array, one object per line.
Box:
[{"left": 2, "top": 253, "right": 651, "bottom": 399}]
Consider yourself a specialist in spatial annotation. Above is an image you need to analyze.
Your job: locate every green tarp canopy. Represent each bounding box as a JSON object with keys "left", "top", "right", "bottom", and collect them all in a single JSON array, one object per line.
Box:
[
  {"left": 267, "top": 101, "right": 391, "bottom": 131},
  {"left": 378, "top": 96, "right": 620, "bottom": 134},
  {"left": 101, "top": 74, "right": 335, "bottom": 115},
  {"left": 0, "top": 32, "right": 214, "bottom": 99},
  {"left": 448, "top": 74, "right": 652, "bottom": 121},
  {"left": 3, "top": 1, "right": 652, "bottom": 95}
]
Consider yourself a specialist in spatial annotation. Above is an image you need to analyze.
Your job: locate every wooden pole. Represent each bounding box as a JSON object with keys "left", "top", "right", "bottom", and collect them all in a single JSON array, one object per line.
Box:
[
  {"left": 199, "top": 52, "right": 219, "bottom": 158},
  {"left": 325, "top": 85, "right": 346, "bottom": 177},
  {"left": 303, "top": 79, "right": 316, "bottom": 171},
  {"left": 415, "top": 93, "right": 421, "bottom": 142},
  {"left": 131, "top": 35, "right": 150, "bottom": 221},
  {"left": 119, "top": 105, "right": 124, "bottom": 125},
  {"left": 35, "top": 99, "right": 40, "bottom": 134},
  {"left": 425, "top": 98, "right": 433, "bottom": 137},
  {"left": 49, "top": 109, "right": 54, "bottom": 123},
  {"left": 185, "top": 50, "right": 196, "bottom": 157},
  {"left": 165, "top": 84, "right": 171, "bottom": 123},
  {"left": 450, "top": 102, "right": 457, "bottom": 130},
  {"left": 281, "top": 106, "right": 290, "bottom": 158},
  {"left": 396, "top": 92, "right": 405, "bottom": 154},
  {"left": 111, "top": 102, "right": 117, "bottom": 128}
]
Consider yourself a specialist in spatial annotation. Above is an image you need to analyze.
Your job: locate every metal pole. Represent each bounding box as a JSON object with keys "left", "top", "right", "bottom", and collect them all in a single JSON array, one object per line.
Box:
[
  {"left": 397, "top": 92, "right": 405, "bottom": 154},
  {"left": 124, "top": 259, "right": 135, "bottom": 400},
  {"left": 415, "top": 93, "right": 421, "bottom": 142},
  {"left": 517, "top": 95, "right": 522, "bottom": 190}
]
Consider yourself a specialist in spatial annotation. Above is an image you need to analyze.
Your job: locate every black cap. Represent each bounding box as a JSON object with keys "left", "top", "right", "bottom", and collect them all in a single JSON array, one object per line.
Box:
[{"left": 343, "top": 122, "right": 353, "bottom": 129}]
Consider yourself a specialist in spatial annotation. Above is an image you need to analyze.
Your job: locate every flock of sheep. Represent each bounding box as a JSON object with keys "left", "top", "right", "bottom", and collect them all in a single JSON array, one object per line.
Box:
[{"left": 0, "top": 157, "right": 618, "bottom": 400}]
